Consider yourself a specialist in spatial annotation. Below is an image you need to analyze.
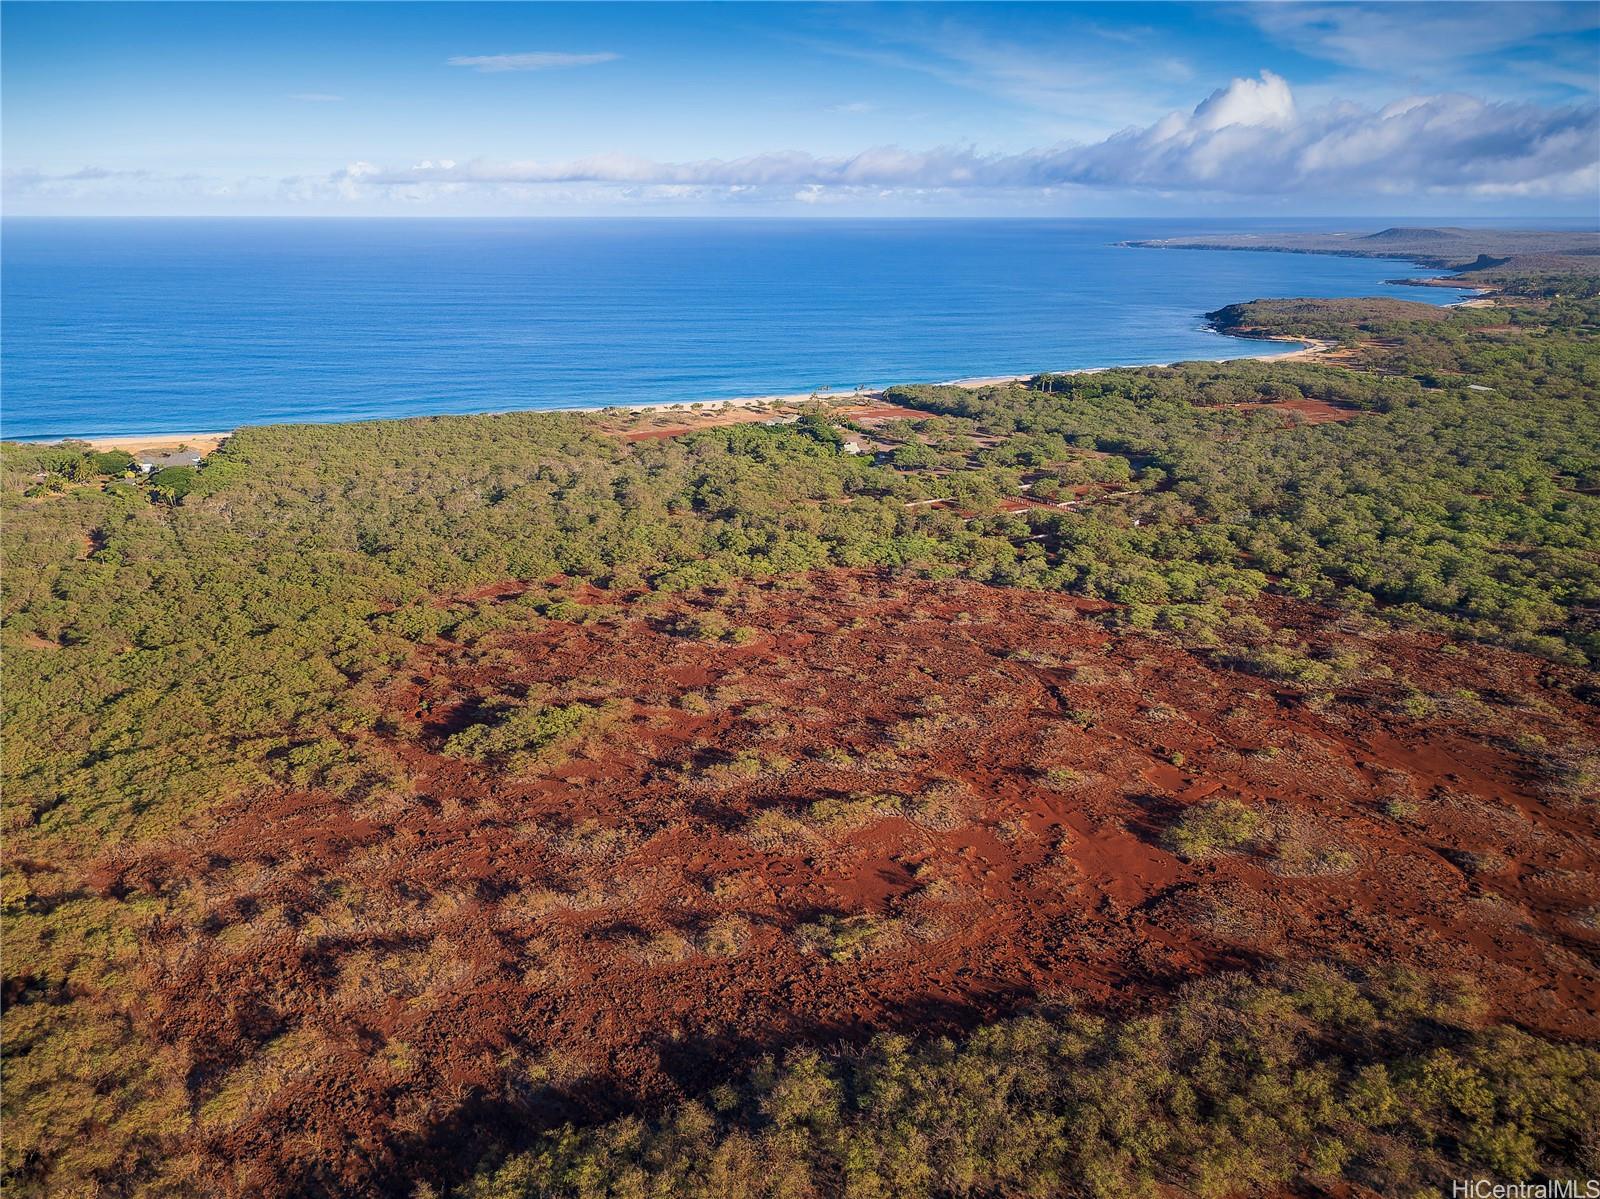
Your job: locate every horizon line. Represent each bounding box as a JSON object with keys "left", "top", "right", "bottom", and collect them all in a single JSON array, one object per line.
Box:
[{"left": 3, "top": 213, "right": 1596, "bottom": 224}]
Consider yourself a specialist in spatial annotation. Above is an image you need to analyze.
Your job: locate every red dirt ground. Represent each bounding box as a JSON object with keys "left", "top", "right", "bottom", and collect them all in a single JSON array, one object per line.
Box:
[
  {"left": 845, "top": 402, "right": 938, "bottom": 423},
  {"left": 1225, "top": 396, "right": 1361, "bottom": 425},
  {"left": 92, "top": 572, "right": 1600, "bottom": 1196},
  {"left": 618, "top": 412, "right": 776, "bottom": 441},
  {"left": 614, "top": 400, "right": 933, "bottom": 442}
]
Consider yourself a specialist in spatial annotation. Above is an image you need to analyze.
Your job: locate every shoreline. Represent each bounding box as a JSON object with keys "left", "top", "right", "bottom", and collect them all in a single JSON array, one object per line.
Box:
[
  {"left": 935, "top": 335, "right": 1332, "bottom": 390},
  {"left": 31, "top": 431, "right": 235, "bottom": 454},
  {"left": 1, "top": 238, "right": 1504, "bottom": 450},
  {"left": 8, "top": 336, "right": 1335, "bottom": 452}
]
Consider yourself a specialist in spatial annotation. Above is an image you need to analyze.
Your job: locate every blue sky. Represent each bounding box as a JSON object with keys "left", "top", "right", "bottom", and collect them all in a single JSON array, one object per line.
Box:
[{"left": 4, "top": 1, "right": 1597, "bottom": 216}]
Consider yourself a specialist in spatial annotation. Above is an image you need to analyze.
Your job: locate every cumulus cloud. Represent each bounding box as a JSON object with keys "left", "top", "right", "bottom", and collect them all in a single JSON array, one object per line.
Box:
[
  {"left": 10, "top": 71, "right": 1595, "bottom": 212},
  {"left": 1033, "top": 73, "right": 1597, "bottom": 196},
  {"left": 1191, "top": 69, "right": 1296, "bottom": 131},
  {"left": 446, "top": 51, "right": 618, "bottom": 72},
  {"left": 330, "top": 72, "right": 1598, "bottom": 200}
]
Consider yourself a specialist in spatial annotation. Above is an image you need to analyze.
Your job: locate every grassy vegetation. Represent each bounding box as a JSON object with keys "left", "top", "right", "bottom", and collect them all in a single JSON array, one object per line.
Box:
[
  {"left": 458, "top": 965, "right": 1600, "bottom": 1199},
  {"left": 3, "top": 281, "right": 1598, "bottom": 1196},
  {"left": 1166, "top": 799, "right": 1262, "bottom": 860},
  {"left": 889, "top": 298, "right": 1600, "bottom": 665},
  {"left": 442, "top": 699, "right": 597, "bottom": 770},
  {"left": 1206, "top": 295, "right": 1459, "bottom": 344}
]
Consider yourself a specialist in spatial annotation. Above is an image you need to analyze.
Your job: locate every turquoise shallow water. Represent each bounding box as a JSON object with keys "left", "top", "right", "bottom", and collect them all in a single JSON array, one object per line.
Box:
[{"left": 0, "top": 218, "right": 1473, "bottom": 439}]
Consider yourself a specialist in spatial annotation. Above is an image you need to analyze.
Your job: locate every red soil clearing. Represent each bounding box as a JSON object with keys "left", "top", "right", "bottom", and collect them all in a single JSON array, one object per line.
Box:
[
  {"left": 843, "top": 402, "right": 936, "bottom": 422},
  {"left": 1226, "top": 396, "right": 1361, "bottom": 425},
  {"left": 93, "top": 573, "right": 1600, "bottom": 1197},
  {"left": 995, "top": 496, "right": 1053, "bottom": 513},
  {"left": 614, "top": 399, "right": 933, "bottom": 442},
  {"left": 618, "top": 410, "right": 772, "bottom": 441}
]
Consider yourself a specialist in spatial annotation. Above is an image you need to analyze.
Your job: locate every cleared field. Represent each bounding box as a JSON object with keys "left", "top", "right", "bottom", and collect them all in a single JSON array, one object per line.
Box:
[{"left": 91, "top": 571, "right": 1600, "bottom": 1195}]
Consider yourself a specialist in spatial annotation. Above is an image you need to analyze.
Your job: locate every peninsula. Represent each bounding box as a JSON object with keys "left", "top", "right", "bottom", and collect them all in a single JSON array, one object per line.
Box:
[{"left": 1124, "top": 225, "right": 1600, "bottom": 288}]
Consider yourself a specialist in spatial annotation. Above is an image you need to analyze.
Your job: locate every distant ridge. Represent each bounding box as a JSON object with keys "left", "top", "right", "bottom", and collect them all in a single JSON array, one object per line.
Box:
[
  {"left": 1360, "top": 227, "right": 1469, "bottom": 243},
  {"left": 1122, "top": 226, "right": 1600, "bottom": 279}
]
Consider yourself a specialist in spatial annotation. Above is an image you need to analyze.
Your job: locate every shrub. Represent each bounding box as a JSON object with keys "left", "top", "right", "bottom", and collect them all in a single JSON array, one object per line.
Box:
[
  {"left": 794, "top": 913, "right": 893, "bottom": 962},
  {"left": 1167, "top": 799, "right": 1261, "bottom": 859},
  {"left": 146, "top": 465, "right": 197, "bottom": 502},
  {"left": 1042, "top": 765, "right": 1082, "bottom": 787},
  {"left": 807, "top": 793, "right": 901, "bottom": 832},
  {"left": 443, "top": 700, "right": 595, "bottom": 770},
  {"left": 88, "top": 450, "right": 135, "bottom": 476}
]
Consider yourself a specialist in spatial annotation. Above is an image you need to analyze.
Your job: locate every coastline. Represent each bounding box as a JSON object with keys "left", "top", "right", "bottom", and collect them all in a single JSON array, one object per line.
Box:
[
  {"left": 19, "top": 336, "right": 1336, "bottom": 453},
  {"left": 1122, "top": 239, "right": 1501, "bottom": 297},
  {"left": 7, "top": 237, "right": 1488, "bottom": 450},
  {"left": 937, "top": 335, "right": 1333, "bottom": 390},
  {"left": 40, "top": 431, "right": 235, "bottom": 455}
]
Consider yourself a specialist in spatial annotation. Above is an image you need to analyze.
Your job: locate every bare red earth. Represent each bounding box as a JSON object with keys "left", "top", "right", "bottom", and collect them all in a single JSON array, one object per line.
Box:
[
  {"left": 616, "top": 400, "right": 933, "bottom": 442},
  {"left": 94, "top": 573, "right": 1600, "bottom": 1197},
  {"left": 1225, "top": 396, "right": 1361, "bottom": 424}
]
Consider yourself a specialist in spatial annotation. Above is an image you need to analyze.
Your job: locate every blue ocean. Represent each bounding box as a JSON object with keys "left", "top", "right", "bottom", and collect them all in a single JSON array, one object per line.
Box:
[{"left": 1, "top": 218, "right": 1475, "bottom": 440}]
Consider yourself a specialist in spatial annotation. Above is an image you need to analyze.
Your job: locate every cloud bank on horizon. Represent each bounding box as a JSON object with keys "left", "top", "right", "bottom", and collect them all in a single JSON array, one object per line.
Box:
[
  {"left": 3, "top": 1, "right": 1597, "bottom": 216},
  {"left": 324, "top": 72, "right": 1597, "bottom": 203}
]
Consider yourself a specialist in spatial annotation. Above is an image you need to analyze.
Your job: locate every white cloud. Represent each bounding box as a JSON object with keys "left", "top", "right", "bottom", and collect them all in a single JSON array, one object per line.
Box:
[
  {"left": 827, "top": 101, "right": 876, "bottom": 115},
  {"left": 1244, "top": 1, "right": 1600, "bottom": 73},
  {"left": 327, "top": 72, "right": 1598, "bottom": 200},
  {"left": 3, "top": 165, "right": 151, "bottom": 188},
  {"left": 797, "top": 15, "right": 1189, "bottom": 138},
  {"left": 1047, "top": 75, "right": 1597, "bottom": 196},
  {"left": 336, "top": 161, "right": 382, "bottom": 201},
  {"left": 1192, "top": 69, "right": 1295, "bottom": 131},
  {"left": 288, "top": 93, "right": 343, "bottom": 102},
  {"left": 10, "top": 71, "right": 1595, "bottom": 213},
  {"left": 446, "top": 51, "right": 618, "bottom": 73}
]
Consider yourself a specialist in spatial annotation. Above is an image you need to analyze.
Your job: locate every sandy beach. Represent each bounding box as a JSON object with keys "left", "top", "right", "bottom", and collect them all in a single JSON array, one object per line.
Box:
[
  {"left": 59, "top": 431, "right": 233, "bottom": 455},
  {"left": 933, "top": 337, "right": 1335, "bottom": 390}
]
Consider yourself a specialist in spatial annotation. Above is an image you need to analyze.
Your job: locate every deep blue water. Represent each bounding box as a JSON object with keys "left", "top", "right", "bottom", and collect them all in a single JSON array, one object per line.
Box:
[{"left": 1, "top": 218, "right": 1475, "bottom": 440}]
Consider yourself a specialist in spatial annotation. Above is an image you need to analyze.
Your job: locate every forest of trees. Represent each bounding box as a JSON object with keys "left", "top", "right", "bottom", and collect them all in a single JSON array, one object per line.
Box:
[
  {"left": 3, "top": 283, "right": 1598, "bottom": 1196},
  {"left": 461, "top": 965, "right": 1598, "bottom": 1199}
]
